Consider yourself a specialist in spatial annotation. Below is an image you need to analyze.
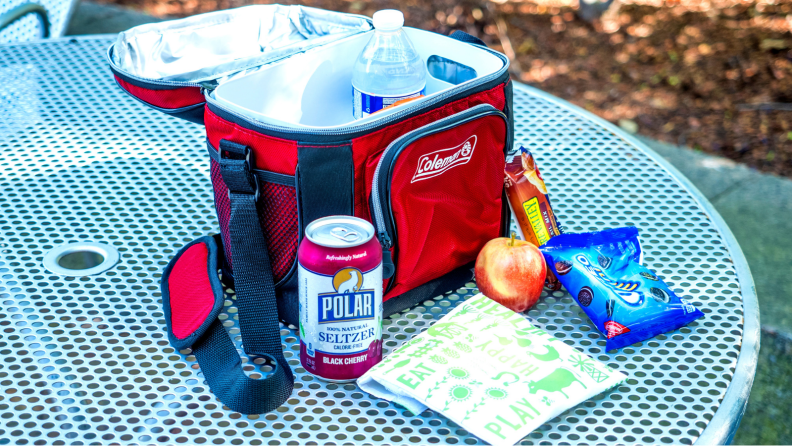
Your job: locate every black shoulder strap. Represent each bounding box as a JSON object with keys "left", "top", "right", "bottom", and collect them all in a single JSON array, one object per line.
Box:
[{"left": 160, "top": 139, "right": 294, "bottom": 414}]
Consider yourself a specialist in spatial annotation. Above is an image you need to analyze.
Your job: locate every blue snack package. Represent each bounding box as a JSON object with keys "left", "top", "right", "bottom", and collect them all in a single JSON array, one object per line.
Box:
[{"left": 540, "top": 226, "right": 704, "bottom": 351}]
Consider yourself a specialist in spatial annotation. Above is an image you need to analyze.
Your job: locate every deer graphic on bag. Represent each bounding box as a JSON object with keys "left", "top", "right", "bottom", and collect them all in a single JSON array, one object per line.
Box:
[{"left": 527, "top": 368, "right": 587, "bottom": 399}]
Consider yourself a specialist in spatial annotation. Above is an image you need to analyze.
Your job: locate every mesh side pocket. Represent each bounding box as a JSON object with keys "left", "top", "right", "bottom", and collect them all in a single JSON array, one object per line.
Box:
[
  {"left": 210, "top": 160, "right": 232, "bottom": 268},
  {"left": 257, "top": 180, "right": 299, "bottom": 281},
  {"left": 209, "top": 159, "right": 298, "bottom": 283}
]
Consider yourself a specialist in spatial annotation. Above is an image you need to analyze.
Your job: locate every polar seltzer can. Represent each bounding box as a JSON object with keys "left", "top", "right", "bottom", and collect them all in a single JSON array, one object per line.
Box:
[{"left": 298, "top": 216, "right": 383, "bottom": 382}]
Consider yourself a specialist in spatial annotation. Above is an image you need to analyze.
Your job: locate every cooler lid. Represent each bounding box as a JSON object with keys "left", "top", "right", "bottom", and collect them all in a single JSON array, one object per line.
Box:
[{"left": 108, "top": 5, "right": 373, "bottom": 87}]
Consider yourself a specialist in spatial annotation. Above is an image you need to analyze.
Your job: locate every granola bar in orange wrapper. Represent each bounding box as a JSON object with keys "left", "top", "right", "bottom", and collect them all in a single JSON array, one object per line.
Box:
[{"left": 504, "top": 146, "right": 563, "bottom": 290}]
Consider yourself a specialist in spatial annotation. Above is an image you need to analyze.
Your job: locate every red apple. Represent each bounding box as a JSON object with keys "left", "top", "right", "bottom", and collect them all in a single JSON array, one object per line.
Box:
[{"left": 474, "top": 233, "right": 546, "bottom": 312}]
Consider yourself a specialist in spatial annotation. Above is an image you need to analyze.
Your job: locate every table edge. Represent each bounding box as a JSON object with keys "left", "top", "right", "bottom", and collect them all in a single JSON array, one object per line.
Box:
[{"left": 513, "top": 82, "right": 760, "bottom": 446}]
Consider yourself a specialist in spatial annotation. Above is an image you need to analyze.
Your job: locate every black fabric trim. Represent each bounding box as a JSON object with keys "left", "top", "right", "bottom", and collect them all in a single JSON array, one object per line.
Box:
[
  {"left": 297, "top": 144, "right": 355, "bottom": 233},
  {"left": 173, "top": 106, "right": 205, "bottom": 125},
  {"left": 294, "top": 165, "right": 304, "bottom": 243},
  {"left": 500, "top": 188, "right": 511, "bottom": 237},
  {"left": 501, "top": 79, "right": 515, "bottom": 237},
  {"left": 207, "top": 142, "right": 296, "bottom": 186},
  {"left": 503, "top": 79, "right": 515, "bottom": 154},
  {"left": 207, "top": 236, "right": 299, "bottom": 325},
  {"left": 258, "top": 170, "right": 297, "bottom": 188},
  {"left": 205, "top": 69, "right": 510, "bottom": 144},
  {"left": 383, "top": 262, "right": 475, "bottom": 317}
]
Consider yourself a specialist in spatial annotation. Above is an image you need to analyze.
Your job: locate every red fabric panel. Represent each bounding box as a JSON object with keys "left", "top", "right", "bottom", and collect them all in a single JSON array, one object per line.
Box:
[
  {"left": 205, "top": 108, "right": 298, "bottom": 176},
  {"left": 169, "top": 243, "right": 215, "bottom": 340},
  {"left": 353, "top": 83, "right": 506, "bottom": 222},
  {"left": 115, "top": 75, "right": 205, "bottom": 110},
  {"left": 381, "top": 114, "right": 507, "bottom": 299}
]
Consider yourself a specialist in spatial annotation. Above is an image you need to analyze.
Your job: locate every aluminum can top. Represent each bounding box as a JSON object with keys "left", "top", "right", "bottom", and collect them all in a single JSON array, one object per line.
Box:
[{"left": 305, "top": 216, "right": 375, "bottom": 248}]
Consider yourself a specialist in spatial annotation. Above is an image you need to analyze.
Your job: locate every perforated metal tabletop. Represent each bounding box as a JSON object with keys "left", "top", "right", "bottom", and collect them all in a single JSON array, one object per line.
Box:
[
  {"left": 0, "top": 35, "right": 759, "bottom": 446},
  {"left": 1, "top": 0, "right": 79, "bottom": 42}
]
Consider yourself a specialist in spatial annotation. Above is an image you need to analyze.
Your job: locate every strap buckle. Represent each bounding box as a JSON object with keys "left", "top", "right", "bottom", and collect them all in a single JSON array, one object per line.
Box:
[
  {"left": 219, "top": 140, "right": 260, "bottom": 202},
  {"left": 236, "top": 146, "right": 260, "bottom": 202}
]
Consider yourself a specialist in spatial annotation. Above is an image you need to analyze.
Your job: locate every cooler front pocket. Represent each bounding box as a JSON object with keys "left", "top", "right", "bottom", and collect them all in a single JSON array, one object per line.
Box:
[{"left": 370, "top": 103, "right": 509, "bottom": 300}]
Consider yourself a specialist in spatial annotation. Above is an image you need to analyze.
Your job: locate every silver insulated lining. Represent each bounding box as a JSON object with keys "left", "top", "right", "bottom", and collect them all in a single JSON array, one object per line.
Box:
[{"left": 111, "top": 4, "right": 372, "bottom": 83}]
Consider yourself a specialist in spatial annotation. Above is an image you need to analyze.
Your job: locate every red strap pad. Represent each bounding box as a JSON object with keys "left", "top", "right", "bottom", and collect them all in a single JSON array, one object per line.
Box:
[{"left": 161, "top": 236, "right": 225, "bottom": 350}]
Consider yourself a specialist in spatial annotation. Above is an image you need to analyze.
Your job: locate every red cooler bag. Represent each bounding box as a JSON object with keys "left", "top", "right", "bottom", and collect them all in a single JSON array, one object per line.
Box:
[{"left": 107, "top": 4, "right": 513, "bottom": 414}]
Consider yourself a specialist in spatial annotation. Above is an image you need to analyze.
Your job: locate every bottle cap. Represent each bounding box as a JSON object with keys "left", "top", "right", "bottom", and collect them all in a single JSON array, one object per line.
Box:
[{"left": 373, "top": 10, "right": 404, "bottom": 31}]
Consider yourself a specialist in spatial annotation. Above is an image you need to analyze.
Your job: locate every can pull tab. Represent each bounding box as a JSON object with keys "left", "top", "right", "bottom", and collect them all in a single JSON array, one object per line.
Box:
[{"left": 330, "top": 226, "right": 361, "bottom": 242}]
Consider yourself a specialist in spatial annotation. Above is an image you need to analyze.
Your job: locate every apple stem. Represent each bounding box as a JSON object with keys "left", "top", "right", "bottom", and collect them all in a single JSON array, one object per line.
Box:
[{"left": 510, "top": 231, "right": 516, "bottom": 247}]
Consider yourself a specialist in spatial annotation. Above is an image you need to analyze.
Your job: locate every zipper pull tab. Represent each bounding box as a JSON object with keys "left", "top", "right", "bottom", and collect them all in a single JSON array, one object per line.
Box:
[
  {"left": 378, "top": 232, "right": 392, "bottom": 249},
  {"left": 378, "top": 232, "right": 395, "bottom": 279},
  {"left": 199, "top": 80, "right": 218, "bottom": 93}
]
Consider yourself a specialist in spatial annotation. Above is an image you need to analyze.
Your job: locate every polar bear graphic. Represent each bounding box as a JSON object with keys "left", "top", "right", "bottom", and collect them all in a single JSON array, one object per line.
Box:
[
  {"left": 337, "top": 275, "right": 359, "bottom": 294},
  {"left": 333, "top": 268, "right": 363, "bottom": 294}
]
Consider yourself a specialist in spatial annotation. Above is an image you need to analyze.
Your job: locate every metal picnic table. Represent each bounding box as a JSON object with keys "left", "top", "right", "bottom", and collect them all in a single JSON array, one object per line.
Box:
[{"left": 0, "top": 35, "right": 759, "bottom": 445}]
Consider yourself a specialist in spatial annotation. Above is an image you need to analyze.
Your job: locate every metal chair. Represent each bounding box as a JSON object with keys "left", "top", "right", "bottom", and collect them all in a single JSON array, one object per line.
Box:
[{"left": 0, "top": 0, "right": 78, "bottom": 42}]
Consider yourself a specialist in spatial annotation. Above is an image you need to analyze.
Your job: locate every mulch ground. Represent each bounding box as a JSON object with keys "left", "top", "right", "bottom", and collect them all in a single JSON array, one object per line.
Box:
[{"left": 99, "top": 0, "right": 792, "bottom": 178}]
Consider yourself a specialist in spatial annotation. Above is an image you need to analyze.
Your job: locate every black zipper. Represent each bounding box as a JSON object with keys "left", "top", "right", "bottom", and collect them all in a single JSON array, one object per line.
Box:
[{"left": 370, "top": 103, "right": 509, "bottom": 292}]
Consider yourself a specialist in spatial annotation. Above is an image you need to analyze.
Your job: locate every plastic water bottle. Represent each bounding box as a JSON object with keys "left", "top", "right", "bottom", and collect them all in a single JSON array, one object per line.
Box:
[{"left": 352, "top": 10, "right": 427, "bottom": 120}]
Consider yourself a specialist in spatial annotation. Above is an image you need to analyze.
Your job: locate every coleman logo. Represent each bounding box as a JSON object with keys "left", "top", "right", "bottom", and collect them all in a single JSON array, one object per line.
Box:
[{"left": 411, "top": 135, "right": 477, "bottom": 183}]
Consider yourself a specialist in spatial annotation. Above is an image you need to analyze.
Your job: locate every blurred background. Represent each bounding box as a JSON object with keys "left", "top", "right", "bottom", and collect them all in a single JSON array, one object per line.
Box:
[
  {"left": 79, "top": 0, "right": 792, "bottom": 177},
  {"left": 60, "top": 0, "right": 792, "bottom": 443}
]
